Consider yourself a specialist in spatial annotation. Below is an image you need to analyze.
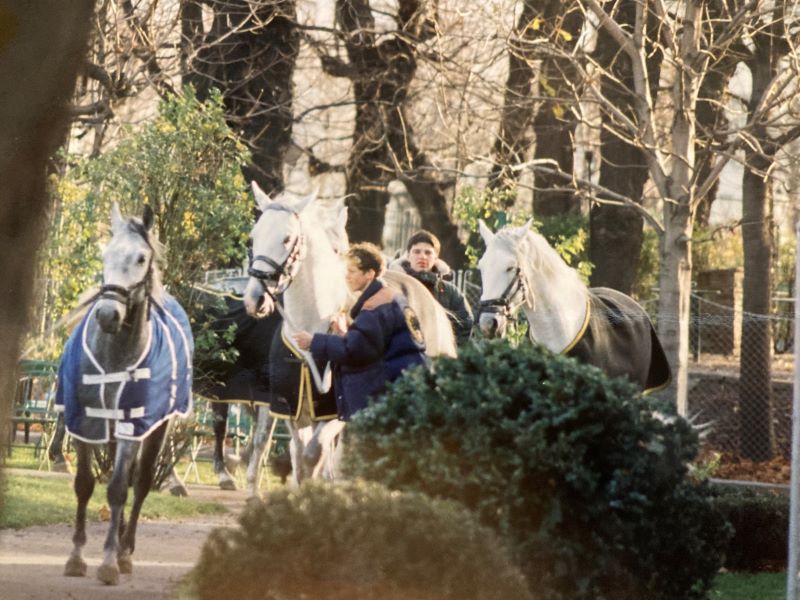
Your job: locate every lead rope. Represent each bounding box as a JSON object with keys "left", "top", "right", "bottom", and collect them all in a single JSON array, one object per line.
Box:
[{"left": 273, "top": 300, "right": 332, "bottom": 394}]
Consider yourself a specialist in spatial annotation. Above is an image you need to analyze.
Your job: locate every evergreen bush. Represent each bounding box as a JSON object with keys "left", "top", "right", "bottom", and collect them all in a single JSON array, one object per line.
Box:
[
  {"left": 712, "top": 485, "right": 788, "bottom": 572},
  {"left": 187, "top": 480, "right": 533, "bottom": 600},
  {"left": 343, "top": 341, "right": 731, "bottom": 600}
]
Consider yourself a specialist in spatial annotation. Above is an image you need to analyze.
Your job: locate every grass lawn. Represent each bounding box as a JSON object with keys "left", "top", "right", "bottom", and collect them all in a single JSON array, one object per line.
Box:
[
  {"left": 1, "top": 444, "right": 229, "bottom": 529},
  {"left": 0, "top": 472, "right": 226, "bottom": 529},
  {"left": 710, "top": 572, "right": 785, "bottom": 598}
]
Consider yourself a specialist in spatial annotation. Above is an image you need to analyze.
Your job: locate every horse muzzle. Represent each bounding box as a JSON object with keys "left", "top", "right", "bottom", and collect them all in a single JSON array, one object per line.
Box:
[
  {"left": 243, "top": 280, "right": 276, "bottom": 319},
  {"left": 95, "top": 299, "right": 126, "bottom": 334},
  {"left": 479, "top": 312, "right": 507, "bottom": 339}
]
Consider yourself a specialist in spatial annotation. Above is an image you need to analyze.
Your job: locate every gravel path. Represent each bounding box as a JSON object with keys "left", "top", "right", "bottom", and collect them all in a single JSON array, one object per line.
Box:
[{"left": 0, "top": 473, "right": 249, "bottom": 600}]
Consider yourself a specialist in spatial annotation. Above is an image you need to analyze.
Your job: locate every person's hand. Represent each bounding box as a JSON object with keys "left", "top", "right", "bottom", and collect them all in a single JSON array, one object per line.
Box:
[
  {"left": 293, "top": 331, "right": 313, "bottom": 350},
  {"left": 330, "top": 313, "right": 348, "bottom": 335}
]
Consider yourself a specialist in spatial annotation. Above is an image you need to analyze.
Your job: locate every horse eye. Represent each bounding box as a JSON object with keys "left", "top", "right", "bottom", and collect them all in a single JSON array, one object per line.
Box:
[
  {"left": 283, "top": 235, "right": 291, "bottom": 245},
  {"left": 137, "top": 254, "right": 146, "bottom": 265},
  {"left": 506, "top": 267, "right": 515, "bottom": 272}
]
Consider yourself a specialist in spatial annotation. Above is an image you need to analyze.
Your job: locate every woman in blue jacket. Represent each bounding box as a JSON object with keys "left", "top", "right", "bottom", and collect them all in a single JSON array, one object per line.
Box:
[{"left": 293, "top": 243, "right": 427, "bottom": 421}]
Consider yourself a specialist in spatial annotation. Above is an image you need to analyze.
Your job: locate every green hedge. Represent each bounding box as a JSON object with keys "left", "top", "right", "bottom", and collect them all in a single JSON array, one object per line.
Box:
[
  {"left": 712, "top": 485, "right": 788, "bottom": 572},
  {"left": 343, "top": 341, "right": 731, "bottom": 600},
  {"left": 187, "top": 480, "right": 533, "bottom": 600}
]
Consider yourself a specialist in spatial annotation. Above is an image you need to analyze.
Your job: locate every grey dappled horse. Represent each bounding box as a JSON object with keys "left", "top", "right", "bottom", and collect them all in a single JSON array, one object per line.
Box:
[{"left": 56, "top": 204, "right": 193, "bottom": 585}]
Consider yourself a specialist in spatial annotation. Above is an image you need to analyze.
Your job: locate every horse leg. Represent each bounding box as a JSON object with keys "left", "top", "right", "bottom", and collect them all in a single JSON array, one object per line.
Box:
[
  {"left": 64, "top": 441, "right": 94, "bottom": 577},
  {"left": 164, "top": 420, "right": 188, "bottom": 497},
  {"left": 307, "top": 420, "right": 346, "bottom": 480},
  {"left": 288, "top": 423, "right": 315, "bottom": 486},
  {"left": 244, "top": 406, "right": 275, "bottom": 499},
  {"left": 212, "top": 402, "right": 237, "bottom": 490},
  {"left": 48, "top": 413, "right": 70, "bottom": 473},
  {"left": 98, "top": 438, "right": 139, "bottom": 585},
  {"left": 118, "top": 422, "right": 169, "bottom": 576}
]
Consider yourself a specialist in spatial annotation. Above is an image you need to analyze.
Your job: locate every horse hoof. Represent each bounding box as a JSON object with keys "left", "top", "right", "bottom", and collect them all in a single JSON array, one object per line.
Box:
[
  {"left": 118, "top": 555, "right": 133, "bottom": 575},
  {"left": 219, "top": 480, "right": 238, "bottom": 491},
  {"left": 52, "top": 458, "right": 71, "bottom": 473},
  {"left": 64, "top": 556, "right": 87, "bottom": 577},
  {"left": 169, "top": 482, "right": 189, "bottom": 497},
  {"left": 97, "top": 563, "right": 120, "bottom": 585},
  {"left": 224, "top": 453, "right": 241, "bottom": 475}
]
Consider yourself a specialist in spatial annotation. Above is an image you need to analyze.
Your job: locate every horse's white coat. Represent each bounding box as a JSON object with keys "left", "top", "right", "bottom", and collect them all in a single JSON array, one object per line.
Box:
[
  {"left": 242, "top": 182, "right": 455, "bottom": 495},
  {"left": 478, "top": 220, "right": 589, "bottom": 353}
]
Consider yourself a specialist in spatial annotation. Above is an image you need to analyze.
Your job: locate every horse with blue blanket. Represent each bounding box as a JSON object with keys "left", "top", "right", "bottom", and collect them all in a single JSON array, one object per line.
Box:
[{"left": 55, "top": 204, "right": 193, "bottom": 585}]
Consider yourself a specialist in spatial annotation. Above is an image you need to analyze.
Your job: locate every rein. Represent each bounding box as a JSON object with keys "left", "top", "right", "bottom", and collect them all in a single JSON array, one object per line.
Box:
[{"left": 478, "top": 267, "right": 529, "bottom": 320}]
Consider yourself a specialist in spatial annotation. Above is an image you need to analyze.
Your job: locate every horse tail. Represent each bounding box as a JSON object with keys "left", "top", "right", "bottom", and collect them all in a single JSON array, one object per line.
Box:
[
  {"left": 644, "top": 324, "right": 672, "bottom": 395},
  {"left": 383, "top": 271, "right": 457, "bottom": 358}
]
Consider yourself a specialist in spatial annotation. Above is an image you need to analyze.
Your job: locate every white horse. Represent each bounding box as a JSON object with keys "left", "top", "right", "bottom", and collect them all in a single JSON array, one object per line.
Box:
[
  {"left": 56, "top": 203, "right": 193, "bottom": 585},
  {"left": 477, "top": 220, "right": 670, "bottom": 393},
  {"left": 241, "top": 183, "right": 455, "bottom": 496}
]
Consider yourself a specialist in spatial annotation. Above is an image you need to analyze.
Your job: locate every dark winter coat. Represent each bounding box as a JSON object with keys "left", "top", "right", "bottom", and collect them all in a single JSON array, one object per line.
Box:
[
  {"left": 394, "top": 259, "right": 474, "bottom": 345},
  {"left": 309, "top": 279, "right": 427, "bottom": 421}
]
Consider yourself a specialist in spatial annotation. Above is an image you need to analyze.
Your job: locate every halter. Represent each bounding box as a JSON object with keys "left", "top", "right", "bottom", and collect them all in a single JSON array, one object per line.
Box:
[
  {"left": 247, "top": 209, "right": 305, "bottom": 299},
  {"left": 98, "top": 221, "right": 155, "bottom": 315},
  {"left": 478, "top": 267, "right": 530, "bottom": 320}
]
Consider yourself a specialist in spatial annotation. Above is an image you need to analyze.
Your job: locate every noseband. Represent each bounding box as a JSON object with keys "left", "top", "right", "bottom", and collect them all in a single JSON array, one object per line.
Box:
[
  {"left": 479, "top": 267, "right": 529, "bottom": 320},
  {"left": 247, "top": 210, "right": 305, "bottom": 299},
  {"left": 99, "top": 221, "right": 155, "bottom": 313}
]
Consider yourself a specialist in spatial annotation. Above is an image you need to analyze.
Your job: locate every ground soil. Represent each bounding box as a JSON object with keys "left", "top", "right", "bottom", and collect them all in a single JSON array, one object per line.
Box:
[{"left": 0, "top": 469, "right": 249, "bottom": 600}]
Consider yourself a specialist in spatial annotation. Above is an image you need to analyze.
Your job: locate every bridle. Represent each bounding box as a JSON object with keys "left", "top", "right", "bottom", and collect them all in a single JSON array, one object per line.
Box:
[
  {"left": 247, "top": 209, "right": 305, "bottom": 300},
  {"left": 478, "top": 267, "right": 530, "bottom": 321},
  {"left": 98, "top": 221, "right": 155, "bottom": 314}
]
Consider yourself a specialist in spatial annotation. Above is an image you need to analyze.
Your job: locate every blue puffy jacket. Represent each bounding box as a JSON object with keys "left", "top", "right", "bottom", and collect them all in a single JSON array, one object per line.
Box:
[{"left": 310, "top": 279, "right": 427, "bottom": 420}]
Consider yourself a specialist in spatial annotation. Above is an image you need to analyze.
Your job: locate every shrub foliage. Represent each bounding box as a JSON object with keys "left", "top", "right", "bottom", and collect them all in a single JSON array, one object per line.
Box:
[
  {"left": 187, "top": 480, "right": 533, "bottom": 600},
  {"left": 343, "top": 341, "right": 731, "bottom": 600}
]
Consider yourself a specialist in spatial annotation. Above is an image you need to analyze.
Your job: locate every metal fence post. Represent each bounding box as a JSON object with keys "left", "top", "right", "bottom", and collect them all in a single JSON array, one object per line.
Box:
[{"left": 786, "top": 219, "right": 800, "bottom": 600}]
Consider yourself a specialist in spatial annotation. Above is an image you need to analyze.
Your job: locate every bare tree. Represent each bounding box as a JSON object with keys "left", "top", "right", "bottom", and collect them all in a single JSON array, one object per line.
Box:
[
  {"left": 183, "top": 0, "right": 300, "bottom": 195},
  {"left": 0, "top": 2, "right": 94, "bottom": 504}
]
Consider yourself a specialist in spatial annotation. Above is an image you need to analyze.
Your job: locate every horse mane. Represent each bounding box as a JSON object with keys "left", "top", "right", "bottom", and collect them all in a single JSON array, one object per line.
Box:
[
  {"left": 383, "top": 270, "right": 457, "bottom": 358},
  {"left": 496, "top": 228, "right": 586, "bottom": 296},
  {"left": 124, "top": 217, "right": 165, "bottom": 302}
]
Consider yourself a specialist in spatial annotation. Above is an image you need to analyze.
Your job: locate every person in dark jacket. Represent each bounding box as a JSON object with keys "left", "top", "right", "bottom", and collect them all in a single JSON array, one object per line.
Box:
[
  {"left": 293, "top": 243, "right": 427, "bottom": 421},
  {"left": 391, "top": 230, "right": 473, "bottom": 345}
]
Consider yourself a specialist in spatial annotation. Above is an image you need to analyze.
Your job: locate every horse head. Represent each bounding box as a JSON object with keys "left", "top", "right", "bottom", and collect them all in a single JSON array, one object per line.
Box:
[
  {"left": 243, "top": 181, "right": 316, "bottom": 318},
  {"left": 476, "top": 219, "right": 534, "bottom": 339},
  {"left": 96, "top": 202, "right": 160, "bottom": 334}
]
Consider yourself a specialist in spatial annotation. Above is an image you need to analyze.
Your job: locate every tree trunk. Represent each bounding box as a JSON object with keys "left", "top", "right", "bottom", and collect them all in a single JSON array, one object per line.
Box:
[
  {"left": 186, "top": 0, "right": 299, "bottom": 196},
  {"left": 0, "top": 1, "right": 94, "bottom": 505},
  {"left": 589, "top": 1, "right": 663, "bottom": 294},
  {"left": 336, "top": 0, "right": 466, "bottom": 265},
  {"left": 739, "top": 155, "right": 775, "bottom": 460}
]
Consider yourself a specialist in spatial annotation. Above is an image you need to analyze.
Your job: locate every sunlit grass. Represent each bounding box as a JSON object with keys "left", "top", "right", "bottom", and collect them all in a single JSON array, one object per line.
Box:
[{"left": 0, "top": 471, "right": 226, "bottom": 529}]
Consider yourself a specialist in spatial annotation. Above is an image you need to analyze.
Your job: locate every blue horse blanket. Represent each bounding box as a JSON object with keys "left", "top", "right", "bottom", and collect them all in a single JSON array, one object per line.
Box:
[{"left": 55, "top": 294, "right": 194, "bottom": 443}]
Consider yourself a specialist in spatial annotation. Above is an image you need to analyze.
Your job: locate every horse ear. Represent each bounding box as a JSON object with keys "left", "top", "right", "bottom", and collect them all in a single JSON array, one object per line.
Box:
[
  {"left": 293, "top": 187, "right": 319, "bottom": 213},
  {"left": 110, "top": 202, "right": 125, "bottom": 233},
  {"left": 511, "top": 219, "right": 533, "bottom": 241},
  {"left": 251, "top": 180, "right": 273, "bottom": 212},
  {"left": 142, "top": 204, "right": 154, "bottom": 232},
  {"left": 478, "top": 219, "right": 495, "bottom": 244}
]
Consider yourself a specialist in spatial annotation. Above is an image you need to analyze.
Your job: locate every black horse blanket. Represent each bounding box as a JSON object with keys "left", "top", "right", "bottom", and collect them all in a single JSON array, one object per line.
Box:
[
  {"left": 55, "top": 294, "right": 193, "bottom": 443},
  {"left": 565, "top": 287, "right": 671, "bottom": 394},
  {"left": 192, "top": 287, "right": 278, "bottom": 406}
]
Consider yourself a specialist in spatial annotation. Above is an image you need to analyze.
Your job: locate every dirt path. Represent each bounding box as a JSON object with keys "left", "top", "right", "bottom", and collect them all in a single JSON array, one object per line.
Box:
[{"left": 0, "top": 473, "right": 250, "bottom": 600}]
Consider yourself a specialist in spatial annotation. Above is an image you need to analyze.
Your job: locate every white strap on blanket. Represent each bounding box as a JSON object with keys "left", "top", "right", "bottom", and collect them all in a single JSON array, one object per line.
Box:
[
  {"left": 82, "top": 368, "right": 151, "bottom": 385},
  {"left": 85, "top": 406, "right": 146, "bottom": 419}
]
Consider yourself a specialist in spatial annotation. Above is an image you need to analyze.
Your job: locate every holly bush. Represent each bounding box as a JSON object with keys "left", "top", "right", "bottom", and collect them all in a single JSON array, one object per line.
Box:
[
  {"left": 186, "top": 480, "right": 533, "bottom": 600},
  {"left": 343, "top": 341, "right": 731, "bottom": 600}
]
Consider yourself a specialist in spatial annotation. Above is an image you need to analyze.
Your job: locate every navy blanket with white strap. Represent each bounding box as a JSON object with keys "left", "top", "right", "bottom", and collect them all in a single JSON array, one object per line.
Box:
[{"left": 55, "top": 294, "right": 194, "bottom": 443}]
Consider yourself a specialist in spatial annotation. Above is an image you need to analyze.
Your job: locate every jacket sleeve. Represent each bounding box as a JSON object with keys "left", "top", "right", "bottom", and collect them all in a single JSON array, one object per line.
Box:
[
  {"left": 310, "top": 311, "right": 385, "bottom": 368},
  {"left": 444, "top": 282, "right": 474, "bottom": 345}
]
